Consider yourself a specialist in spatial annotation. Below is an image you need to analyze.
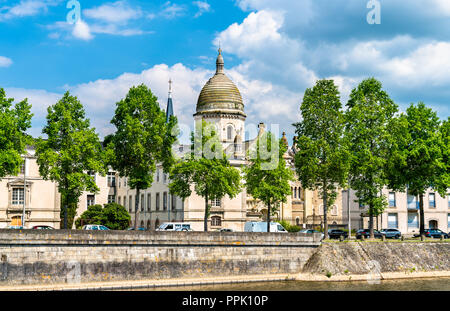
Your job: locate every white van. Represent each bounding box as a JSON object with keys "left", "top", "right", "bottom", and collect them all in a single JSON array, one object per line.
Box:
[
  {"left": 244, "top": 222, "right": 288, "bottom": 233},
  {"left": 156, "top": 222, "right": 193, "bottom": 231}
]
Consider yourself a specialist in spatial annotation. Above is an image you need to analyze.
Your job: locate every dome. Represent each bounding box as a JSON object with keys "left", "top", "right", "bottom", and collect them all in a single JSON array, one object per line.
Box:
[{"left": 195, "top": 49, "right": 245, "bottom": 117}]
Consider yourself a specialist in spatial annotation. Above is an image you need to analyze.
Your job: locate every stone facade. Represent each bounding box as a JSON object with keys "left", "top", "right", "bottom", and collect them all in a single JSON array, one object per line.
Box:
[
  {"left": 344, "top": 188, "right": 450, "bottom": 234},
  {"left": 0, "top": 147, "right": 60, "bottom": 229}
]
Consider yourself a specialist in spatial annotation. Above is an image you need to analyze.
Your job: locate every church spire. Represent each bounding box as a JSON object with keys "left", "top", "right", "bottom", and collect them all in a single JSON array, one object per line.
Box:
[
  {"left": 166, "top": 78, "right": 174, "bottom": 123},
  {"left": 216, "top": 47, "right": 224, "bottom": 74}
]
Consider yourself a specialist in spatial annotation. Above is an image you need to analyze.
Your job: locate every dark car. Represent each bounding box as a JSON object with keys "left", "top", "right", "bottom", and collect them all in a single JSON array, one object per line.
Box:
[
  {"left": 356, "top": 229, "right": 384, "bottom": 239},
  {"left": 420, "top": 229, "right": 449, "bottom": 239},
  {"left": 31, "top": 225, "right": 54, "bottom": 230},
  {"left": 380, "top": 228, "right": 402, "bottom": 239},
  {"left": 327, "top": 229, "right": 348, "bottom": 239},
  {"left": 127, "top": 227, "right": 146, "bottom": 231}
]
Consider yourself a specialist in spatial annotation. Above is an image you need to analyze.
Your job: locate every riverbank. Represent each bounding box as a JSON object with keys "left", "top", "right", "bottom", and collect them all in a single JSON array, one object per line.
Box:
[{"left": 1, "top": 270, "right": 449, "bottom": 291}]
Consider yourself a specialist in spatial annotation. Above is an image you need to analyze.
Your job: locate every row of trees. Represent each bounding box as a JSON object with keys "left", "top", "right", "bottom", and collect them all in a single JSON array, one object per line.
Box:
[
  {"left": 0, "top": 84, "right": 292, "bottom": 232},
  {"left": 1, "top": 77, "right": 448, "bottom": 236},
  {"left": 294, "top": 78, "right": 449, "bottom": 239}
]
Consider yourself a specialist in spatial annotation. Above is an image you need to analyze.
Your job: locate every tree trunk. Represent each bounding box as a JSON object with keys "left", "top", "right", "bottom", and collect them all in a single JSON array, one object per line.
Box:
[
  {"left": 204, "top": 193, "right": 209, "bottom": 232},
  {"left": 323, "top": 189, "right": 328, "bottom": 239},
  {"left": 419, "top": 193, "right": 425, "bottom": 236},
  {"left": 267, "top": 200, "right": 271, "bottom": 233},
  {"left": 369, "top": 204, "right": 374, "bottom": 239},
  {"left": 135, "top": 188, "right": 140, "bottom": 229}
]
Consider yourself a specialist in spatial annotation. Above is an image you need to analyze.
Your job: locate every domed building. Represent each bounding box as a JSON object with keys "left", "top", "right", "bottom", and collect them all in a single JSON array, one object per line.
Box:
[{"left": 194, "top": 48, "right": 246, "bottom": 157}]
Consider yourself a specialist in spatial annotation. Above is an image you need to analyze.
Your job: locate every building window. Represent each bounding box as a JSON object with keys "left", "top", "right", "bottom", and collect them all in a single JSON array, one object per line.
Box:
[
  {"left": 211, "top": 216, "right": 221, "bottom": 227},
  {"left": 108, "top": 195, "right": 115, "bottom": 203},
  {"left": 12, "top": 188, "right": 24, "bottom": 205},
  {"left": 107, "top": 172, "right": 116, "bottom": 187},
  {"left": 359, "top": 199, "right": 364, "bottom": 209},
  {"left": 389, "top": 192, "right": 396, "bottom": 207},
  {"left": 407, "top": 213, "right": 419, "bottom": 229},
  {"left": 147, "top": 194, "right": 151, "bottom": 211},
  {"left": 448, "top": 214, "right": 450, "bottom": 229},
  {"left": 19, "top": 161, "right": 25, "bottom": 175},
  {"left": 171, "top": 194, "right": 176, "bottom": 210},
  {"left": 296, "top": 217, "right": 300, "bottom": 226},
  {"left": 118, "top": 197, "right": 121, "bottom": 205},
  {"left": 407, "top": 193, "right": 419, "bottom": 209},
  {"left": 294, "top": 188, "right": 297, "bottom": 199},
  {"left": 429, "top": 193, "right": 436, "bottom": 208},
  {"left": 227, "top": 125, "right": 233, "bottom": 141},
  {"left": 124, "top": 178, "right": 127, "bottom": 187},
  {"left": 331, "top": 205, "right": 338, "bottom": 216},
  {"left": 156, "top": 193, "right": 160, "bottom": 211},
  {"left": 123, "top": 196, "right": 126, "bottom": 209},
  {"left": 163, "top": 173, "right": 167, "bottom": 184},
  {"left": 129, "top": 195, "right": 133, "bottom": 212},
  {"left": 163, "top": 192, "right": 167, "bottom": 211},
  {"left": 156, "top": 169, "right": 160, "bottom": 182},
  {"left": 448, "top": 194, "right": 450, "bottom": 208},
  {"left": 141, "top": 194, "right": 144, "bottom": 211},
  {"left": 388, "top": 213, "right": 398, "bottom": 229},
  {"left": 87, "top": 195, "right": 95, "bottom": 207},
  {"left": 211, "top": 198, "right": 221, "bottom": 207}
]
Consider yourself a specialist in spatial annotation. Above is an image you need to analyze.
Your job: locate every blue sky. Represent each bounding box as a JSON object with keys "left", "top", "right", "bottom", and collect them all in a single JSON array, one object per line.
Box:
[{"left": 0, "top": 0, "right": 449, "bottom": 143}]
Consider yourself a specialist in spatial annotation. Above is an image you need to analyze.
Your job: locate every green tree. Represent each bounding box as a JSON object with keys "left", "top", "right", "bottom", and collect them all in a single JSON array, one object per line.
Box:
[
  {"left": 386, "top": 103, "right": 449, "bottom": 236},
  {"left": 244, "top": 131, "right": 293, "bottom": 232},
  {"left": 35, "top": 91, "right": 105, "bottom": 229},
  {"left": 169, "top": 120, "right": 242, "bottom": 231},
  {"left": 0, "top": 88, "right": 33, "bottom": 178},
  {"left": 100, "top": 202, "right": 131, "bottom": 230},
  {"left": 75, "top": 204, "right": 103, "bottom": 228},
  {"left": 345, "top": 78, "right": 398, "bottom": 239},
  {"left": 108, "top": 84, "right": 177, "bottom": 228},
  {"left": 293, "top": 80, "right": 350, "bottom": 239}
]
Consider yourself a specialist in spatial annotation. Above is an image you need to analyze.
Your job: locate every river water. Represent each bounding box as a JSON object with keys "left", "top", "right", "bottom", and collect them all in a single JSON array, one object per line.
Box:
[{"left": 138, "top": 277, "right": 450, "bottom": 291}]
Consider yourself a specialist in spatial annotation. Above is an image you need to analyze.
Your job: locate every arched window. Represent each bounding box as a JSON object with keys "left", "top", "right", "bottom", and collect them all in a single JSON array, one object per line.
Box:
[
  {"left": 140, "top": 220, "right": 144, "bottom": 228},
  {"left": 147, "top": 220, "right": 150, "bottom": 229},
  {"left": 296, "top": 217, "right": 300, "bottom": 226},
  {"left": 155, "top": 218, "right": 160, "bottom": 229},
  {"left": 294, "top": 187, "right": 297, "bottom": 199},
  {"left": 227, "top": 125, "right": 233, "bottom": 141},
  {"left": 211, "top": 216, "right": 221, "bottom": 227}
]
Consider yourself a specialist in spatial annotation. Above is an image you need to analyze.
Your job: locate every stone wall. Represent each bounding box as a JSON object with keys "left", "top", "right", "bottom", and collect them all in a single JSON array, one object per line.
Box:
[
  {"left": 0, "top": 230, "right": 321, "bottom": 285},
  {"left": 302, "top": 241, "right": 450, "bottom": 276}
]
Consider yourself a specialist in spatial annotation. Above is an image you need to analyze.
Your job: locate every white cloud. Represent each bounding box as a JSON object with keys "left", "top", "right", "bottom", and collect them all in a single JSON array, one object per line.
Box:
[
  {"left": 193, "top": 1, "right": 210, "bottom": 18},
  {"left": 160, "top": 1, "right": 185, "bottom": 19},
  {"left": 83, "top": 1, "right": 142, "bottom": 24},
  {"left": 0, "top": 0, "right": 60, "bottom": 20},
  {"left": 0, "top": 56, "right": 12, "bottom": 67},
  {"left": 72, "top": 19, "right": 93, "bottom": 41}
]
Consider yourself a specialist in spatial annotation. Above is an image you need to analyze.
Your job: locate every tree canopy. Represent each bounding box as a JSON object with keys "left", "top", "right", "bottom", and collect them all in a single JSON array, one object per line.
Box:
[
  {"left": 345, "top": 78, "right": 398, "bottom": 238},
  {"left": 244, "top": 131, "right": 294, "bottom": 232},
  {"left": 35, "top": 91, "right": 105, "bottom": 228},
  {"left": 75, "top": 203, "right": 130, "bottom": 230},
  {"left": 108, "top": 84, "right": 177, "bottom": 228},
  {"left": 293, "top": 79, "right": 349, "bottom": 239},
  {"left": 169, "top": 120, "right": 242, "bottom": 231},
  {"left": 0, "top": 88, "right": 33, "bottom": 178},
  {"left": 386, "top": 102, "right": 449, "bottom": 235}
]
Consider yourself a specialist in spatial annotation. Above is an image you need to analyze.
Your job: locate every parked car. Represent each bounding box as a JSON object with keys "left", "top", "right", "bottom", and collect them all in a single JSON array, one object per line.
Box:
[
  {"left": 127, "top": 227, "right": 146, "bottom": 231},
  {"left": 356, "top": 229, "right": 384, "bottom": 239},
  {"left": 244, "top": 222, "right": 287, "bottom": 233},
  {"left": 8, "top": 225, "right": 24, "bottom": 229},
  {"left": 218, "top": 228, "right": 234, "bottom": 232},
  {"left": 31, "top": 225, "right": 54, "bottom": 230},
  {"left": 156, "top": 222, "right": 193, "bottom": 231},
  {"left": 327, "top": 229, "right": 348, "bottom": 239},
  {"left": 82, "top": 224, "right": 109, "bottom": 230},
  {"left": 416, "top": 229, "right": 449, "bottom": 239},
  {"left": 299, "top": 229, "right": 324, "bottom": 240},
  {"left": 380, "top": 228, "right": 402, "bottom": 239}
]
